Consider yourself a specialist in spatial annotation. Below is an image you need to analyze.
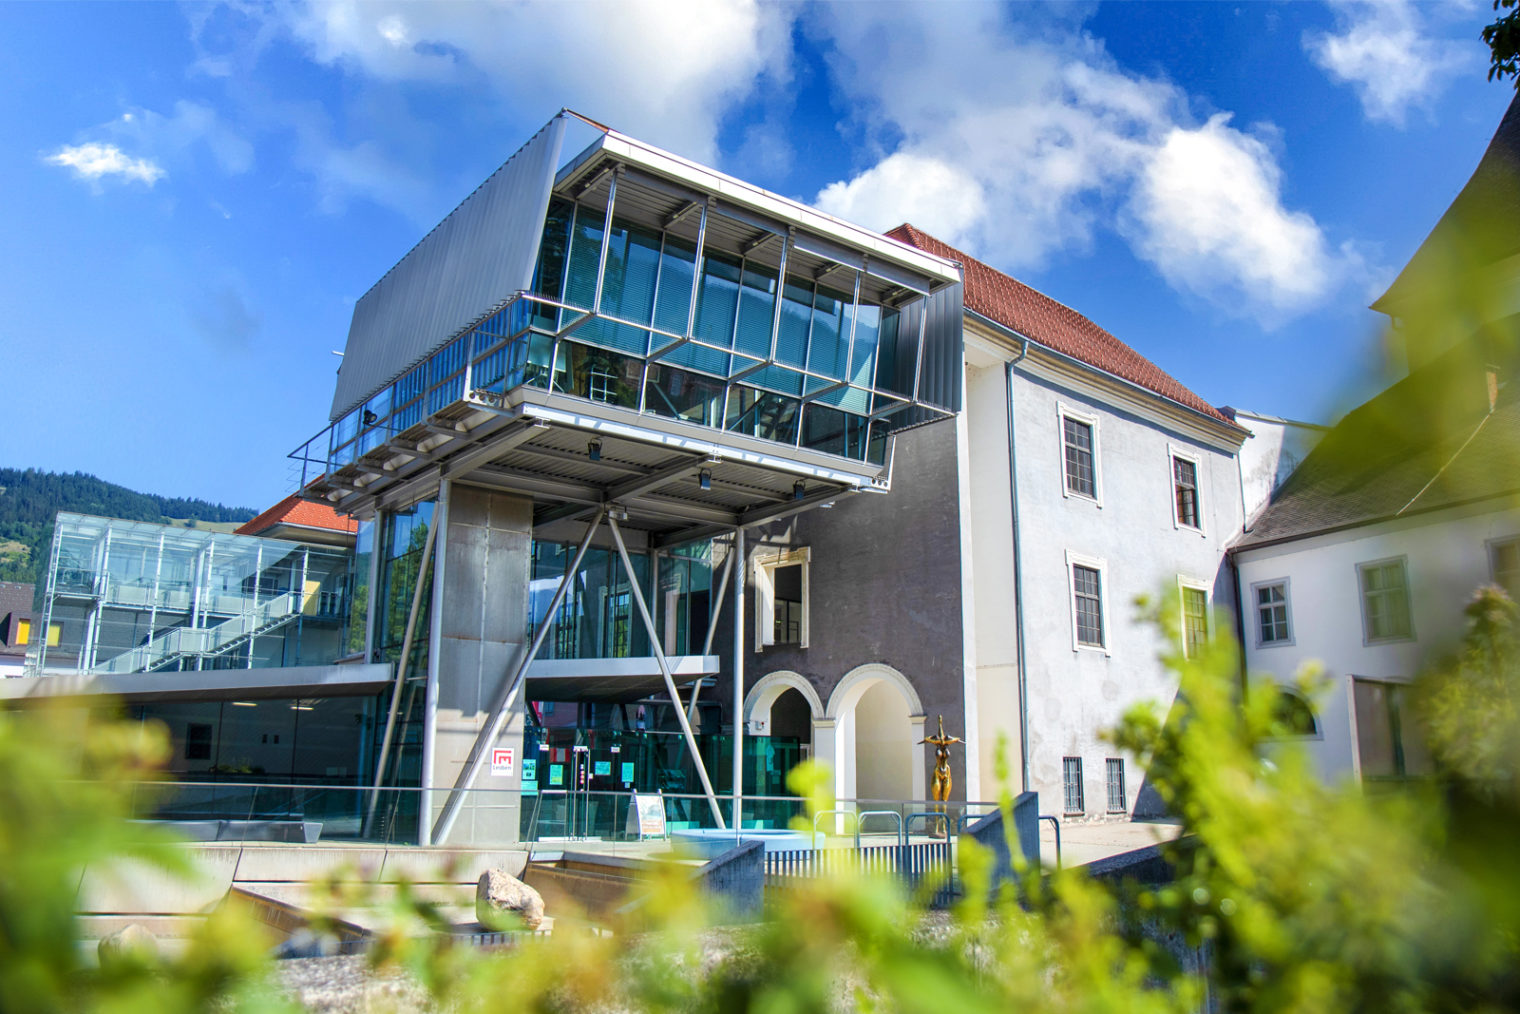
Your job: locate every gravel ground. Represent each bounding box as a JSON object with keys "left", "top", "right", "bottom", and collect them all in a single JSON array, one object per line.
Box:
[{"left": 276, "top": 955, "right": 432, "bottom": 1013}]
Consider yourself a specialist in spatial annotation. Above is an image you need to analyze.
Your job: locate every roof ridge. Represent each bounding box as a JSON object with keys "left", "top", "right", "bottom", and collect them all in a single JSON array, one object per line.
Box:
[{"left": 888, "top": 223, "right": 1236, "bottom": 427}]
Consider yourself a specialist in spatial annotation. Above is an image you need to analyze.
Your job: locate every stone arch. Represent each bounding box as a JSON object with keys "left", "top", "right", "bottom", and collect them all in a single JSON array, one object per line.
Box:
[
  {"left": 744, "top": 670, "right": 824, "bottom": 735},
  {"left": 826, "top": 662, "right": 925, "bottom": 720},
  {"left": 820, "top": 663, "right": 927, "bottom": 804}
]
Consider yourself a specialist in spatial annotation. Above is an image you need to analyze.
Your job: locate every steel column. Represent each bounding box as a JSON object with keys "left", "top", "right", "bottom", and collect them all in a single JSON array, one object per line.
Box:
[
  {"left": 419, "top": 481, "right": 452, "bottom": 846},
  {"left": 732, "top": 526, "right": 745, "bottom": 835},
  {"left": 431, "top": 508, "right": 607, "bottom": 845},
  {"left": 687, "top": 538, "right": 735, "bottom": 720},
  {"left": 607, "top": 515, "right": 726, "bottom": 828}
]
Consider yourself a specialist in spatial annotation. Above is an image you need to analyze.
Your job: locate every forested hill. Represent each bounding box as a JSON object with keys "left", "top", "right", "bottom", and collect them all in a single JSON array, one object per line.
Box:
[{"left": 0, "top": 468, "right": 257, "bottom": 584}]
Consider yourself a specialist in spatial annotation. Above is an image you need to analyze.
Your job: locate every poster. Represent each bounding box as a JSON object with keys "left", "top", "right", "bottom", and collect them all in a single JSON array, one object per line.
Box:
[
  {"left": 549, "top": 764, "right": 564, "bottom": 786},
  {"left": 620, "top": 762, "right": 635, "bottom": 784},
  {"left": 593, "top": 760, "right": 611, "bottom": 777},
  {"left": 625, "top": 793, "right": 666, "bottom": 839},
  {"left": 521, "top": 780, "right": 538, "bottom": 796},
  {"left": 522, "top": 758, "right": 537, "bottom": 782}
]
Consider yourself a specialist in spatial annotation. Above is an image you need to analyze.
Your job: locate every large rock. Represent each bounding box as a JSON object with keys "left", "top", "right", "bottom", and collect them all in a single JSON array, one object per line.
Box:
[
  {"left": 98, "top": 923, "right": 159, "bottom": 965},
  {"left": 476, "top": 869, "right": 545, "bottom": 930}
]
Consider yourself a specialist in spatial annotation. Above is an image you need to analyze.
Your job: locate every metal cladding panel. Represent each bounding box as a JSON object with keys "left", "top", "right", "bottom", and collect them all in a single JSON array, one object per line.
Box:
[
  {"left": 329, "top": 116, "right": 568, "bottom": 421},
  {"left": 890, "top": 280, "right": 964, "bottom": 431}
]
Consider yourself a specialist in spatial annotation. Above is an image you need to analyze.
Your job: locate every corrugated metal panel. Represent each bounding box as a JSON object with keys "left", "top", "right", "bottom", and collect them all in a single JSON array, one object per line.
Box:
[
  {"left": 329, "top": 116, "right": 568, "bottom": 421},
  {"left": 888, "top": 280, "right": 964, "bottom": 431}
]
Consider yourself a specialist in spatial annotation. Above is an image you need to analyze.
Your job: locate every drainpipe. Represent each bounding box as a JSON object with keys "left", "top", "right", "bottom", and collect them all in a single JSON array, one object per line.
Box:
[
  {"left": 1230, "top": 553, "right": 1249, "bottom": 701},
  {"left": 1005, "top": 345, "right": 1031, "bottom": 794}
]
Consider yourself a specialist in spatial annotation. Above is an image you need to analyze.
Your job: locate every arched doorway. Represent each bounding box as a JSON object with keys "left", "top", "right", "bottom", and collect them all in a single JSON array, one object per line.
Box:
[
  {"left": 825, "top": 664, "right": 927, "bottom": 804},
  {"left": 743, "top": 672, "right": 823, "bottom": 810}
]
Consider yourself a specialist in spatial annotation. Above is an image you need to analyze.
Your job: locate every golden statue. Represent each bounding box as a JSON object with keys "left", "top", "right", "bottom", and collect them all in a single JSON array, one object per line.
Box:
[{"left": 919, "top": 715, "right": 962, "bottom": 837}]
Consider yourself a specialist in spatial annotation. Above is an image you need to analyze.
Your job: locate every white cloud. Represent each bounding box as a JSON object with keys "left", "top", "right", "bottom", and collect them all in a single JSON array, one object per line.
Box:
[
  {"left": 809, "top": 4, "right": 1354, "bottom": 323},
  {"left": 44, "top": 142, "right": 165, "bottom": 185},
  {"left": 1304, "top": 0, "right": 1472, "bottom": 126},
  {"left": 112, "top": 100, "right": 255, "bottom": 175},
  {"left": 276, "top": 0, "right": 791, "bottom": 165},
  {"left": 1124, "top": 115, "right": 1338, "bottom": 319},
  {"left": 816, "top": 153, "right": 988, "bottom": 246}
]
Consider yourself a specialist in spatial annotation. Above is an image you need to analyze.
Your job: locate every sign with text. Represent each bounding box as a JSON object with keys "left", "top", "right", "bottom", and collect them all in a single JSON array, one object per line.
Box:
[
  {"left": 491, "top": 747, "right": 514, "bottom": 777},
  {"left": 626, "top": 792, "right": 667, "bottom": 840}
]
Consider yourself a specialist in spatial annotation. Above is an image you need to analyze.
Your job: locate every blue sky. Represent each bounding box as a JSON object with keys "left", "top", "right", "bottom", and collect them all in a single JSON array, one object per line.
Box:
[{"left": 1, "top": 1, "right": 1513, "bottom": 510}]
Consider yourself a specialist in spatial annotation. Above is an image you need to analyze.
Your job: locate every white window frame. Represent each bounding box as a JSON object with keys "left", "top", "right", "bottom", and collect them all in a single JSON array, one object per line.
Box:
[
  {"left": 1487, "top": 535, "right": 1520, "bottom": 598},
  {"left": 1250, "top": 577, "right": 1294, "bottom": 648},
  {"left": 1167, "top": 444, "right": 1205, "bottom": 535},
  {"left": 1066, "top": 550, "right": 1110, "bottom": 654},
  {"left": 754, "top": 547, "right": 810, "bottom": 652},
  {"left": 1058, "top": 403, "right": 1103, "bottom": 506},
  {"left": 1357, "top": 555, "right": 1415, "bottom": 645},
  {"left": 1177, "top": 575, "right": 1211, "bottom": 659}
]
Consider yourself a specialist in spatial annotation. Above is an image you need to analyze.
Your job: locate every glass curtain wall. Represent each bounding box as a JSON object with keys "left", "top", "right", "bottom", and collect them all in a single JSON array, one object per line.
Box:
[
  {"left": 34, "top": 514, "right": 352, "bottom": 675},
  {"left": 313, "top": 194, "right": 926, "bottom": 478},
  {"left": 528, "top": 538, "right": 713, "bottom": 660}
]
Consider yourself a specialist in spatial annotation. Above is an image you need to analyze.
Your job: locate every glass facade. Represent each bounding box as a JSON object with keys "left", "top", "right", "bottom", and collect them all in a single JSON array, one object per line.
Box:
[
  {"left": 31, "top": 514, "right": 355, "bottom": 675},
  {"left": 295, "top": 194, "right": 944, "bottom": 487},
  {"left": 528, "top": 538, "right": 711, "bottom": 660}
]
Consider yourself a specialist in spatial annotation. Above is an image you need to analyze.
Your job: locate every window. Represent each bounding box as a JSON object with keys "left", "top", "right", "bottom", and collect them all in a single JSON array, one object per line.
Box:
[
  {"left": 1062, "top": 757, "right": 1084, "bottom": 814},
  {"left": 1491, "top": 537, "right": 1520, "bottom": 599},
  {"left": 1172, "top": 452, "right": 1200, "bottom": 529},
  {"left": 755, "top": 548, "right": 809, "bottom": 650},
  {"left": 1181, "top": 584, "right": 1209, "bottom": 658},
  {"left": 1359, "top": 558, "right": 1413, "bottom": 642},
  {"left": 1270, "top": 688, "right": 1320, "bottom": 738},
  {"left": 1059, "top": 405, "right": 1100, "bottom": 501},
  {"left": 1106, "top": 758, "right": 1126, "bottom": 814},
  {"left": 1254, "top": 580, "right": 1292, "bottom": 646},
  {"left": 46, "top": 622, "right": 61, "bottom": 647},
  {"left": 185, "top": 723, "right": 213, "bottom": 761},
  {"left": 1352, "top": 678, "right": 1430, "bottom": 779},
  {"left": 1067, "top": 553, "right": 1107, "bottom": 650},
  {"left": 13, "top": 617, "right": 29, "bottom": 646}
]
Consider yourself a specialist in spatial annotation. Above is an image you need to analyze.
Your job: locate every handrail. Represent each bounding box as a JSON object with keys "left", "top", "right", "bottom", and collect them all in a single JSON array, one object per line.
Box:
[{"left": 855, "top": 809, "right": 904, "bottom": 848}]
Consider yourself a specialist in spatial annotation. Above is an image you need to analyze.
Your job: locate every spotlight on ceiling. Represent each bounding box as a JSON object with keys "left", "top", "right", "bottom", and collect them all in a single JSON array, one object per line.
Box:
[
  {"left": 588, "top": 439, "right": 602, "bottom": 462},
  {"left": 699, "top": 469, "right": 712, "bottom": 491},
  {"left": 793, "top": 480, "right": 805, "bottom": 501}
]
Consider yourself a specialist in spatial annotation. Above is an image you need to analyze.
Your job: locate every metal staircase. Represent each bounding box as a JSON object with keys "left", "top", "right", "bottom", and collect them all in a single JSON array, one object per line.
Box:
[{"left": 96, "top": 590, "right": 303, "bottom": 675}]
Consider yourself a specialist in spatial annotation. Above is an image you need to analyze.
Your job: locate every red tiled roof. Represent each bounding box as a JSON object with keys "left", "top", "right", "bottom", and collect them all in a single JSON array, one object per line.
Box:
[
  {"left": 886, "top": 224, "right": 1238, "bottom": 427},
  {"left": 235, "top": 494, "right": 359, "bottom": 537}
]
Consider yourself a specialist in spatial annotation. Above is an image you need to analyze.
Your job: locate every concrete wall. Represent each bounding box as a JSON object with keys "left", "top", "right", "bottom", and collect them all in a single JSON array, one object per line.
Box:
[
  {"left": 1008, "top": 360, "right": 1243, "bottom": 819},
  {"left": 428, "top": 484, "right": 533, "bottom": 845},
  {"left": 1232, "top": 411, "right": 1325, "bottom": 525},
  {"left": 1236, "top": 503, "right": 1520, "bottom": 783}
]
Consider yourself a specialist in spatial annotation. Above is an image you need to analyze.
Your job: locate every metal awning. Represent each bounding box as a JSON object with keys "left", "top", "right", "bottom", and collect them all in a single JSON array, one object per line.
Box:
[
  {"left": 0, "top": 662, "right": 393, "bottom": 704},
  {"left": 524, "top": 654, "right": 718, "bottom": 702}
]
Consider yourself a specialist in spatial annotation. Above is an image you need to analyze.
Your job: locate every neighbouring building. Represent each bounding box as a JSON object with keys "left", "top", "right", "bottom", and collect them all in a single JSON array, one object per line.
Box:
[
  {"left": 738, "top": 225, "right": 1250, "bottom": 818},
  {"left": 0, "top": 580, "right": 39, "bottom": 678},
  {"left": 1234, "top": 92, "right": 1520, "bottom": 785}
]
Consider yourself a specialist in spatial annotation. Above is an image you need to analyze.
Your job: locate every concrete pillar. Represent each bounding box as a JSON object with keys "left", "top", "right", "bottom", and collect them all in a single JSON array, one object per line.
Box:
[{"left": 428, "top": 485, "right": 533, "bottom": 845}]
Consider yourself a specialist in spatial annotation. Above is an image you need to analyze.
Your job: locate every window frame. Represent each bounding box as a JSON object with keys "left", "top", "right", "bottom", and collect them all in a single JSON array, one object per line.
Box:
[
  {"left": 753, "top": 547, "right": 810, "bottom": 652},
  {"left": 1066, "top": 550, "right": 1110, "bottom": 654},
  {"left": 1168, "top": 445, "right": 1204, "bottom": 534},
  {"left": 1058, "top": 403, "right": 1103, "bottom": 506},
  {"left": 1487, "top": 535, "right": 1520, "bottom": 599},
  {"left": 1062, "top": 756, "right": 1085, "bottom": 816},
  {"left": 1178, "top": 577, "right": 1211, "bottom": 659},
  {"left": 1105, "top": 757, "right": 1127, "bottom": 814},
  {"left": 1357, "top": 556, "right": 1414, "bottom": 645},
  {"left": 1251, "top": 577, "right": 1294, "bottom": 648}
]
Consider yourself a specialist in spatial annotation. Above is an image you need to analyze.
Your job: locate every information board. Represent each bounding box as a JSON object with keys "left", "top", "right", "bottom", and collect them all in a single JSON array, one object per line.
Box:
[{"left": 625, "top": 792, "right": 666, "bottom": 840}]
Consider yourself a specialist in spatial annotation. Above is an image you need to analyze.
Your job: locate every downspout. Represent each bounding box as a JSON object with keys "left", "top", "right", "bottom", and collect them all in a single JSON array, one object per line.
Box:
[
  {"left": 1230, "top": 552, "right": 1249, "bottom": 701},
  {"left": 1005, "top": 344, "right": 1031, "bottom": 794}
]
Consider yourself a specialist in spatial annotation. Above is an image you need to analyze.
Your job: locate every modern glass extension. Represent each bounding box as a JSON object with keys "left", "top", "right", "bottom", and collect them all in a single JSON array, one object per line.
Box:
[
  {"left": 28, "top": 513, "right": 355, "bottom": 676},
  {"left": 294, "top": 169, "right": 961, "bottom": 489}
]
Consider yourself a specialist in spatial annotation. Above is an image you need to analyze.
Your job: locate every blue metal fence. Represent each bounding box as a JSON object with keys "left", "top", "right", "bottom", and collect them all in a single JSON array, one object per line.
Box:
[{"left": 763, "top": 841, "right": 956, "bottom": 907}]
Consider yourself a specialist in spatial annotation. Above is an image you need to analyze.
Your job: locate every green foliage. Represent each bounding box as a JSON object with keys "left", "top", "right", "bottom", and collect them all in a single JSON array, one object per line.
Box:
[
  {"left": 1486, "top": 0, "right": 1520, "bottom": 88},
  {"left": 0, "top": 467, "right": 256, "bottom": 584},
  {"left": 6, "top": 591, "right": 1520, "bottom": 1011},
  {"left": 0, "top": 702, "right": 292, "bottom": 1013}
]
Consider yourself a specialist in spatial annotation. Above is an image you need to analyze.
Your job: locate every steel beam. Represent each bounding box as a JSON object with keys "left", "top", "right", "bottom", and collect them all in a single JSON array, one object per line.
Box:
[
  {"left": 731, "top": 526, "right": 745, "bottom": 835},
  {"left": 431, "top": 509, "right": 607, "bottom": 844},
  {"left": 607, "top": 516, "right": 726, "bottom": 828},
  {"left": 688, "top": 536, "right": 735, "bottom": 719}
]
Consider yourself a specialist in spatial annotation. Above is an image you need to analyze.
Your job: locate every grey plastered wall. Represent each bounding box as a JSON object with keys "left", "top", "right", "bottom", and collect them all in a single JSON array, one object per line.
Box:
[
  {"left": 431, "top": 485, "right": 533, "bottom": 844},
  {"left": 734, "top": 418, "right": 970, "bottom": 798}
]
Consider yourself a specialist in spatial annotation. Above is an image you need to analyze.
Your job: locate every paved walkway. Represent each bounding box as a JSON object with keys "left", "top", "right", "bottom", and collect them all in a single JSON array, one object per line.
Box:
[{"left": 1040, "top": 817, "right": 1183, "bottom": 868}]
